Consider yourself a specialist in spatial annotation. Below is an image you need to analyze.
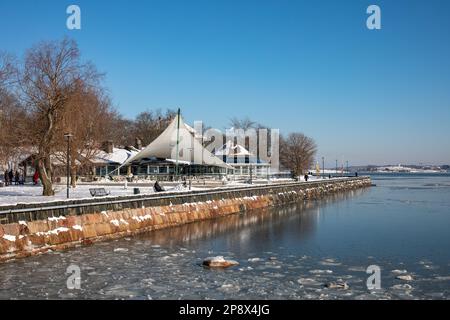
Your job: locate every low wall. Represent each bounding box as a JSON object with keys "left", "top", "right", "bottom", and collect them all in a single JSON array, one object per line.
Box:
[{"left": 0, "top": 177, "right": 371, "bottom": 263}]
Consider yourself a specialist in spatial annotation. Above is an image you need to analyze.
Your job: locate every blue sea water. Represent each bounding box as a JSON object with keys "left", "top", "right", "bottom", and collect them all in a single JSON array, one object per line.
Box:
[{"left": 0, "top": 173, "right": 449, "bottom": 299}]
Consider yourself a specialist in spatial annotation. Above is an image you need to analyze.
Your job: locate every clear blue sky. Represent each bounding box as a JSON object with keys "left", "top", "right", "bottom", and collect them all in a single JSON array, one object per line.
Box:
[{"left": 1, "top": 0, "right": 449, "bottom": 166}]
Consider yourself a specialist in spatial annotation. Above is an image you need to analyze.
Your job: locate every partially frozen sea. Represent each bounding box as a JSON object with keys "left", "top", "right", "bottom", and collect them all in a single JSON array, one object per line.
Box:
[{"left": 1, "top": 173, "right": 449, "bottom": 299}]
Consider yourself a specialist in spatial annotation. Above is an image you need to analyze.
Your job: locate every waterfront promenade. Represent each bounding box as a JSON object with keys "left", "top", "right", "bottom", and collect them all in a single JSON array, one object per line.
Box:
[{"left": 0, "top": 177, "right": 371, "bottom": 263}]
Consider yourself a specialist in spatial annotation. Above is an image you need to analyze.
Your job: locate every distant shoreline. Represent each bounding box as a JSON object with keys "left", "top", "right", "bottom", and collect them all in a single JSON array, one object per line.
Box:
[{"left": 361, "top": 171, "right": 449, "bottom": 175}]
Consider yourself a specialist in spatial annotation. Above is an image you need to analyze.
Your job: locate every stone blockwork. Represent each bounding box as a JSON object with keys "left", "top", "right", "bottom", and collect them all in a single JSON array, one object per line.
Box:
[{"left": 0, "top": 177, "right": 371, "bottom": 263}]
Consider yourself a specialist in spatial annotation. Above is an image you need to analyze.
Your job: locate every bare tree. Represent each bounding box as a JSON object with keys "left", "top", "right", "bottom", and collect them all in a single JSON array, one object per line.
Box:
[
  {"left": 0, "top": 52, "right": 16, "bottom": 88},
  {"left": 227, "top": 116, "right": 275, "bottom": 161},
  {"left": 133, "top": 109, "right": 176, "bottom": 146},
  {"left": 56, "top": 79, "right": 114, "bottom": 187},
  {"left": 18, "top": 38, "right": 101, "bottom": 195},
  {"left": 0, "top": 53, "right": 24, "bottom": 167},
  {"left": 2, "top": 41, "right": 178, "bottom": 191},
  {"left": 101, "top": 111, "right": 134, "bottom": 147},
  {"left": 101, "top": 108, "right": 176, "bottom": 148},
  {"left": 229, "top": 116, "right": 258, "bottom": 131},
  {"left": 280, "top": 133, "right": 317, "bottom": 177},
  {"left": 0, "top": 90, "right": 24, "bottom": 165}
]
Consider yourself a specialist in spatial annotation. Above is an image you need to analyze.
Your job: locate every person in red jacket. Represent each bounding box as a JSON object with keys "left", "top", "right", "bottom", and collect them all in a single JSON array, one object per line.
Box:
[{"left": 33, "top": 170, "right": 39, "bottom": 185}]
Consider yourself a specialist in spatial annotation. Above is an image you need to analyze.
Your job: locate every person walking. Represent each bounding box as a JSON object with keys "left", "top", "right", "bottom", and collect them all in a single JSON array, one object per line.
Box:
[
  {"left": 15, "top": 171, "right": 20, "bottom": 185},
  {"left": 304, "top": 174, "right": 309, "bottom": 182},
  {"left": 8, "top": 170, "right": 13, "bottom": 186},
  {"left": 4, "top": 170, "right": 9, "bottom": 186},
  {"left": 33, "top": 170, "right": 39, "bottom": 185}
]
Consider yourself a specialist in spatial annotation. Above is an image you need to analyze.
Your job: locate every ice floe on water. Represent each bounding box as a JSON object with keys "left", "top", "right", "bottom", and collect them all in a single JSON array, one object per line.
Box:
[
  {"left": 309, "top": 269, "right": 334, "bottom": 274},
  {"left": 218, "top": 283, "right": 241, "bottom": 293},
  {"left": 391, "top": 284, "right": 413, "bottom": 291},
  {"left": 320, "top": 258, "right": 342, "bottom": 266},
  {"left": 1, "top": 217, "right": 449, "bottom": 300},
  {"left": 396, "top": 275, "right": 414, "bottom": 281},
  {"left": 248, "top": 257, "right": 262, "bottom": 262},
  {"left": 348, "top": 266, "right": 366, "bottom": 272},
  {"left": 391, "top": 269, "right": 408, "bottom": 275},
  {"left": 238, "top": 266, "right": 254, "bottom": 271},
  {"left": 297, "top": 278, "right": 322, "bottom": 286},
  {"left": 3, "top": 241, "right": 448, "bottom": 300}
]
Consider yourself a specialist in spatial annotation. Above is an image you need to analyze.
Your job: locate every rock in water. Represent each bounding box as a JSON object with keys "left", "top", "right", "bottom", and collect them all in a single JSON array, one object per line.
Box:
[
  {"left": 82, "top": 239, "right": 93, "bottom": 246},
  {"left": 203, "top": 256, "right": 239, "bottom": 268},
  {"left": 325, "top": 280, "right": 349, "bottom": 290},
  {"left": 396, "top": 275, "right": 413, "bottom": 281}
]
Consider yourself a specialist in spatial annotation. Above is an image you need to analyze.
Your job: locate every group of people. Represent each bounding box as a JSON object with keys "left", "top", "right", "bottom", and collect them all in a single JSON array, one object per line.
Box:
[{"left": 3, "top": 169, "right": 23, "bottom": 186}]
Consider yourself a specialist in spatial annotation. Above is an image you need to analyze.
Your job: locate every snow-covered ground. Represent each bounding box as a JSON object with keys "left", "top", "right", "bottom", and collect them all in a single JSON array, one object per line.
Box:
[
  {"left": 0, "top": 181, "right": 261, "bottom": 206},
  {"left": 0, "top": 183, "right": 206, "bottom": 207}
]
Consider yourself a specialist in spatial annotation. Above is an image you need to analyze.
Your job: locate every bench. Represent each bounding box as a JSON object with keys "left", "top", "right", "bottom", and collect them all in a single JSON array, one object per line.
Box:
[{"left": 89, "top": 188, "right": 110, "bottom": 197}]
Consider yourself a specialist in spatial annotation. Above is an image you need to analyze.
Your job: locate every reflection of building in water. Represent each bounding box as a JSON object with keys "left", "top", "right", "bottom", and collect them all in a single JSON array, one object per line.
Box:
[{"left": 137, "top": 188, "right": 368, "bottom": 248}]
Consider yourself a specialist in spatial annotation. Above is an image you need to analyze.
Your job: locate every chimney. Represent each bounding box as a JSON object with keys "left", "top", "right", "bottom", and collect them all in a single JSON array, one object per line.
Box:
[
  {"left": 102, "top": 140, "right": 114, "bottom": 154},
  {"left": 135, "top": 137, "right": 143, "bottom": 150}
]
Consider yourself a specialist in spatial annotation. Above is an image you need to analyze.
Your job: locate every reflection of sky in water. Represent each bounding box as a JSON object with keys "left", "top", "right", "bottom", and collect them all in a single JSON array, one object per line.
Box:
[{"left": 0, "top": 174, "right": 449, "bottom": 299}]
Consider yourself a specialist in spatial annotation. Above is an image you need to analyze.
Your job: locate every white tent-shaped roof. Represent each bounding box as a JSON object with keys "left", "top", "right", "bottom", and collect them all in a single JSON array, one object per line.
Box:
[
  {"left": 215, "top": 140, "right": 252, "bottom": 157},
  {"left": 90, "top": 147, "right": 138, "bottom": 165},
  {"left": 121, "top": 114, "right": 231, "bottom": 169}
]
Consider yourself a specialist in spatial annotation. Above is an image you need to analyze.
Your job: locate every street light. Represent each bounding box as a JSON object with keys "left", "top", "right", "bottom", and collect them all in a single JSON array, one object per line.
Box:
[
  {"left": 64, "top": 133, "right": 73, "bottom": 199},
  {"left": 335, "top": 159, "right": 338, "bottom": 175},
  {"left": 322, "top": 156, "right": 325, "bottom": 179}
]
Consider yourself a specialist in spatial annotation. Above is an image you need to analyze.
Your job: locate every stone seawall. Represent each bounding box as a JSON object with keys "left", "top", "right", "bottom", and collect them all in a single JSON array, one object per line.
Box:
[{"left": 0, "top": 177, "right": 371, "bottom": 263}]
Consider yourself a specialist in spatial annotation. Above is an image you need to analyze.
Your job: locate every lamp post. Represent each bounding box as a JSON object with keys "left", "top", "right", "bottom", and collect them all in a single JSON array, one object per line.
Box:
[
  {"left": 322, "top": 157, "right": 325, "bottom": 179},
  {"left": 346, "top": 161, "right": 349, "bottom": 175},
  {"left": 175, "top": 108, "right": 181, "bottom": 178},
  {"left": 201, "top": 131, "right": 204, "bottom": 176},
  {"left": 187, "top": 147, "right": 194, "bottom": 190},
  {"left": 335, "top": 159, "right": 338, "bottom": 175},
  {"left": 64, "top": 133, "right": 73, "bottom": 199}
]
